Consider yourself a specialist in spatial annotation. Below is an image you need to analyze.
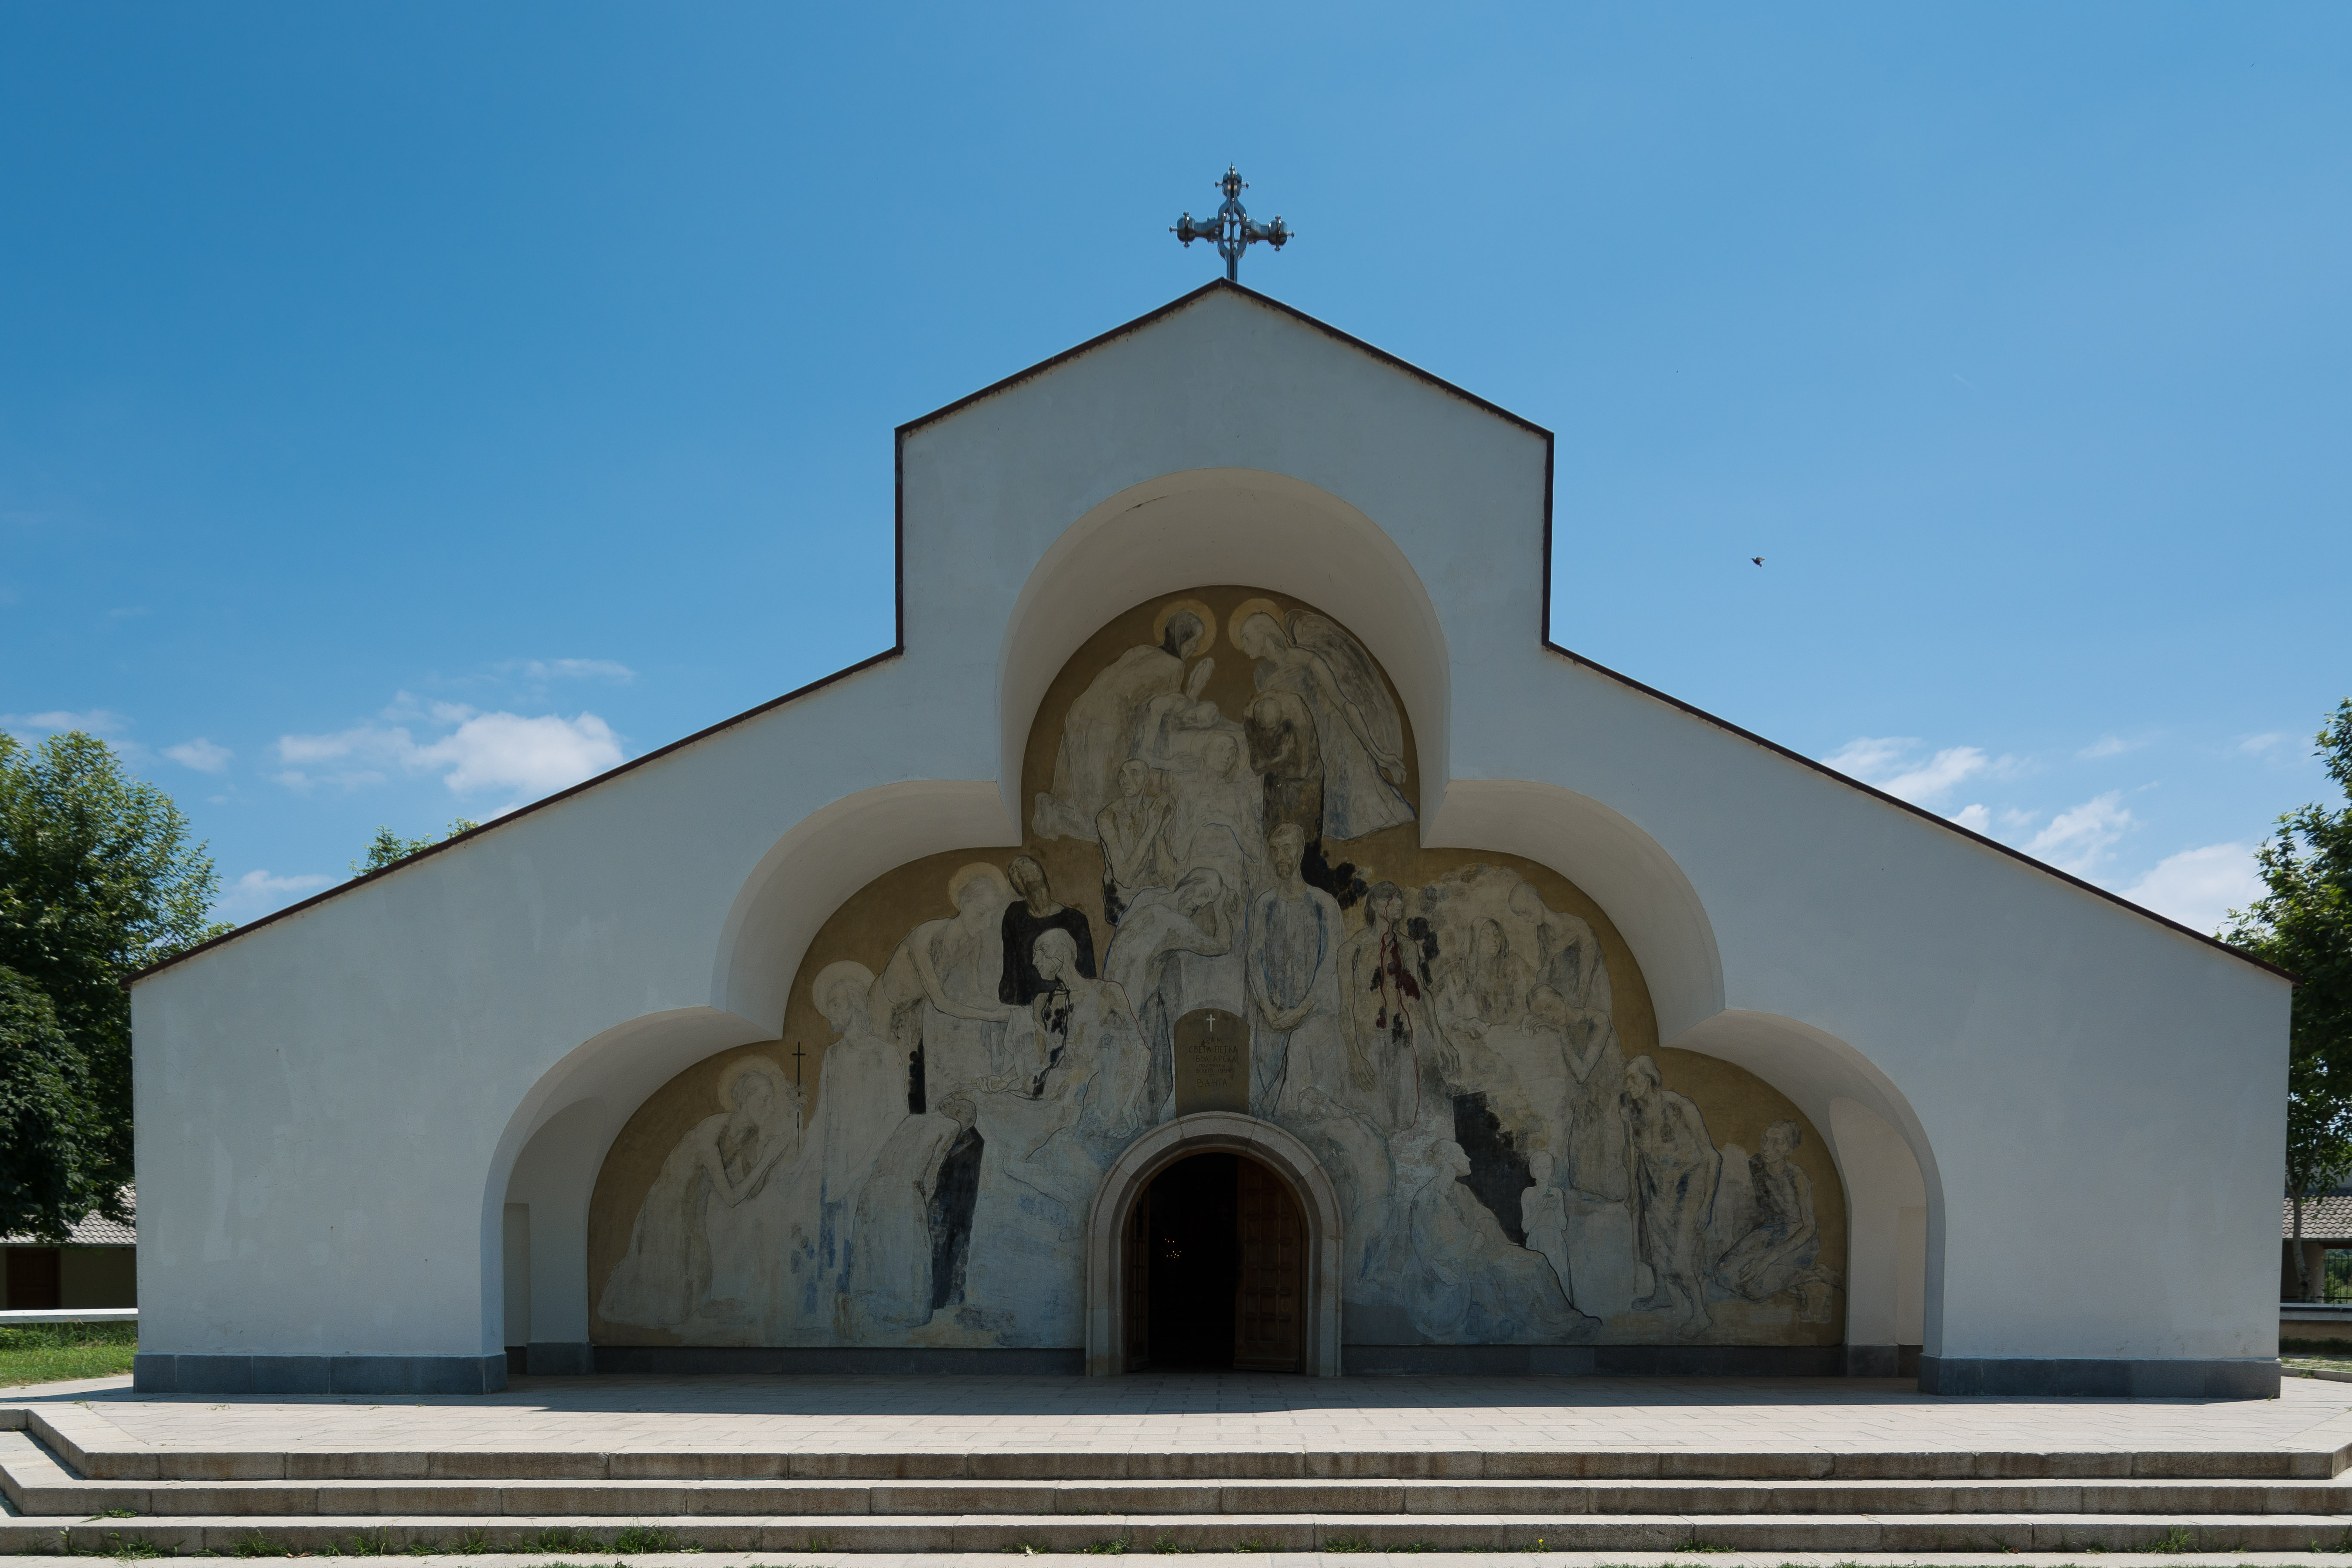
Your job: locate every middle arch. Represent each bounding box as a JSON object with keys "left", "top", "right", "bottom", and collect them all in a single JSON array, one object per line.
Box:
[{"left": 1084, "top": 1113, "right": 1344, "bottom": 1377}]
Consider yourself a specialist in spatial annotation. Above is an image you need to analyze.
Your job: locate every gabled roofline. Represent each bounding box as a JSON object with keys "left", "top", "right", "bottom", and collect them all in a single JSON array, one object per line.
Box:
[
  {"left": 898, "top": 278, "right": 1551, "bottom": 442},
  {"left": 132, "top": 283, "right": 2288, "bottom": 985},
  {"left": 1540, "top": 631, "right": 2290, "bottom": 979}
]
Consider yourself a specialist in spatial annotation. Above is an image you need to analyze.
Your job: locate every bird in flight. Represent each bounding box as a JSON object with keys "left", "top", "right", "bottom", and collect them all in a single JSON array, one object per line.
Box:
[{"left": 1751, "top": 556, "right": 1764, "bottom": 566}]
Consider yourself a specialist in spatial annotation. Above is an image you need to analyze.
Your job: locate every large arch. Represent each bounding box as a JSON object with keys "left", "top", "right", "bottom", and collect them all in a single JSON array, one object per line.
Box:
[
  {"left": 1084, "top": 1113, "right": 1345, "bottom": 1378},
  {"left": 484, "top": 468, "right": 1940, "bottom": 1378}
]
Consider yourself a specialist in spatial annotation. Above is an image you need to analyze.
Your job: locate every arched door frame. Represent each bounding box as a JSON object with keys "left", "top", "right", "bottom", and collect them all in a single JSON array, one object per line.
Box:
[{"left": 1083, "top": 1112, "right": 1344, "bottom": 1377}]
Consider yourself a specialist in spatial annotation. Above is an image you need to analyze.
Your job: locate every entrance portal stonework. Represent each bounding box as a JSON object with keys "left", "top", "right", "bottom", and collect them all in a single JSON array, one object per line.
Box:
[{"left": 1087, "top": 1112, "right": 1343, "bottom": 1377}]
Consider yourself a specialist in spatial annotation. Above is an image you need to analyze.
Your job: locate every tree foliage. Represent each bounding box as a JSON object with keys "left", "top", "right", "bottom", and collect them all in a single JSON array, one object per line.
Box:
[
  {"left": 0, "top": 967, "right": 103, "bottom": 1241},
  {"left": 0, "top": 731, "right": 228, "bottom": 1213},
  {"left": 351, "top": 819, "right": 481, "bottom": 876},
  {"left": 2227, "top": 700, "right": 2352, "bottom": 1299}
]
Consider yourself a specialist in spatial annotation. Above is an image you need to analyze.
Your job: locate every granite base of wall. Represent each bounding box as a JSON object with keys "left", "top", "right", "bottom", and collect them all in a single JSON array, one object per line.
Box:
[
  {"left": 1844, "top": 1343, "right": 1898, "bottom": 1378},
  {"left": 527, "top": 1340, "right": 597, "bottom": 1376},
  {"left": 1340, "top": 1343, "right": 1847, "bottom": 1377},
  {"left": 1917, "top": 1354, "right": 2280, "bottom": 1399},
  {"left": 1840, "top": 1344, "right": 1925, "bottom": 1379},
  {"left": 132, "top": 1353, "right": 507, "bottom": 1396},
  {"left": 591, "top": 1345, "right": 1087, "bottom": 1376}
]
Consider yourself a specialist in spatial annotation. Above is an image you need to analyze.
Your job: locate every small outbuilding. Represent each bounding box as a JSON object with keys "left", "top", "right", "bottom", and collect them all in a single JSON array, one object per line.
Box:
[{"left": 2, "top": 1195, "right": 136, "bottom": 1311}]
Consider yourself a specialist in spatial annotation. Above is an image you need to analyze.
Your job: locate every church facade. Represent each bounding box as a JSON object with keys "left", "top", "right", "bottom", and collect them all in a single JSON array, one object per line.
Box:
[{"left": 130, "top": 283, "right": 2291, "bottom": 1397}]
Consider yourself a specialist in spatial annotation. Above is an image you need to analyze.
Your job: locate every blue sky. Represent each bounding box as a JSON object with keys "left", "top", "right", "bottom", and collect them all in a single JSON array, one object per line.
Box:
[{"left": 3, "top": 3, "right": 2345, "bottom": 935}]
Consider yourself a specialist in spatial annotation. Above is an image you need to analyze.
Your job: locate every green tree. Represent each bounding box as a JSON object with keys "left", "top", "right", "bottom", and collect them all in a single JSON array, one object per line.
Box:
[
  {"left": 0, "top": 968, "right": 103, "bottom": 1240},
  {"left": 2228, "top": 699, "right": 2352, "bottom": 1301},
  {"left": 351, "top": 819, "right": 481, "bottom": 876},
  {"left": 0, "top": 731, "right": 228, "bottom": 1217}
]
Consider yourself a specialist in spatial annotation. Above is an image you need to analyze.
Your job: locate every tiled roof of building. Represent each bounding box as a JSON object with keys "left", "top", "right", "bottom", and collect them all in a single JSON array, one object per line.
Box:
[
  {"left": 2285, "top": 1194, "right": 2352, "bottom": 1242},
  {"left": 0, "top": 1189, "right": 135, "bottom": 1248}
]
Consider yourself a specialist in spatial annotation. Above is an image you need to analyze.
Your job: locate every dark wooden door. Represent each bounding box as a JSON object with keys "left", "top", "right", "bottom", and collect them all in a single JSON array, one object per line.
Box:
[
  {"left": 1125, "top": 1179, "right": 1152, "bottom": 1371},
  {"left": 1232, "top": 1159, "right": 1303, "bottom": 1371}
]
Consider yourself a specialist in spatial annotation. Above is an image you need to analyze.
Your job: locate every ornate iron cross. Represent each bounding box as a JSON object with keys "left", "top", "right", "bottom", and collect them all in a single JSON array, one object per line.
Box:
[{"left": 1173, "top": 167, "right": 1293, "bottom": 283}]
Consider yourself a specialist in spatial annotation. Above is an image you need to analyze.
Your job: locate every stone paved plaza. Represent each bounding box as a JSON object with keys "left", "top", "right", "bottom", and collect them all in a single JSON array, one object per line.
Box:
[{"left": 10, "top": 1372, "right": 2352, "bottom": 1465}]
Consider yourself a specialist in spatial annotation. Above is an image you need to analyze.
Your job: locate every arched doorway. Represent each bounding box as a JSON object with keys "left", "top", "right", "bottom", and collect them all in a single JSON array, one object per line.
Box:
[
  {"left": 1084, "top": 1112, "right": 1343, "bottom": 1377},
  {"left": 1124, "top": 1152, "right": 1306, "bottom": 1371}
]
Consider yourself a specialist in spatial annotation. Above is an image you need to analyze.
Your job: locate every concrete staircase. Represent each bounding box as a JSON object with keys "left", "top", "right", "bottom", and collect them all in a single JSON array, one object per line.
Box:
[{"left": 5, "top": 1405, "right": 2352, "bottom": 1555}]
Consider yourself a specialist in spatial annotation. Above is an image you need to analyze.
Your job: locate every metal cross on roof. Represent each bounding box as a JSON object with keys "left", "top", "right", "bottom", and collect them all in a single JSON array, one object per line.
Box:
[{"left": 1172, "top": 166, "right": 1292, "bottom": 283}]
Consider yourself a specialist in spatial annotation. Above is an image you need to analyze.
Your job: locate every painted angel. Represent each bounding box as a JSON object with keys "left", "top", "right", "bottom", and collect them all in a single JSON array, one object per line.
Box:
[{"left": 1231, "top": 607, "right": 1415, "bottom": 842}]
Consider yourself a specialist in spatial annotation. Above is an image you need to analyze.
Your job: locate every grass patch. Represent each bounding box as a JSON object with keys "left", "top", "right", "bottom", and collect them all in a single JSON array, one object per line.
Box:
[
  {"left": 1082, "top": 1540, "right": 1132, "bottom": 1556},
  {"left": 2149, "top": 1525, "right": 2200, "bottom": 1554},
  {"left": 527, "top": 1527, "right": 611, "bottom": 1555},
  {"left": 1153, "top": 1538, "right": 1193, "bottom": 1555},
  {"left": 0, "top": 1321, "right": 136, "bottom": 1388},
  {"left": 1321, "top": 1538, "right": 1373, "bottom": 1554},
  {"left": 319, "top": 1529, "right": 397, "bottom": 1557},
  {"left": 83, "top": 1532, "right": 169, "bottom": 1560},
  {"left": 2284, "top": 1337, "right": 2352, "bottom": 1375},
  {"left": 231, "top": 1531, "right": 283, "bottom": 1558},
  {"left": 610, "top": 1526, "right": 696, "bottom": 1555},
  {"left": 1227, "top": 1542, "right": 1269, "bottom": 1555}
]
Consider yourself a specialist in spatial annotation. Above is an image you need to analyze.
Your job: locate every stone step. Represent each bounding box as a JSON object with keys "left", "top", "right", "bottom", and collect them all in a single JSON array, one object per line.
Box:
[
  {"left": 10, "top": 1460, "right": 2352, "bottom": 1520},
  {"left": 12, "top": 1511, "right": 2352, "bottom": 1555},
  {"left": 16, "top": 1402, "right": 2343, "bottom": 1487}
]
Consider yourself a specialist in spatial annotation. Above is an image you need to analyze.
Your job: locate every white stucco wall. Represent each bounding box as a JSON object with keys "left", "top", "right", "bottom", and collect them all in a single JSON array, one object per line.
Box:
[
  {"left": 131, "top": 284, "right": 2290, "bottom": 1373},
  {"left": 1830, "top": 1098, "right": 1928, "bottom": 1351}
]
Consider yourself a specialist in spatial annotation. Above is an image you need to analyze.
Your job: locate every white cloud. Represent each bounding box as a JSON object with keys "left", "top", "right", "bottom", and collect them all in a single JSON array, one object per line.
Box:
[
  {"left": 1949, "top": 804, "right": 1991, "bottom": 832},
  {"left": 414, "top": 710, "right": 623, "bottom": 796},
  {"left": 164, "top": 738, "right": 232, "bottom": 773},
  {"left": 2238, "top": 733, "right": 2288, "bottom": 756},
  {"left": 1825, "top": 736, "right": 2004, "bottom": 805},
  {"left": 216, "top": 869, "right": 334, "bottom": 920},
  {"left": 1823, "top": 736, "right": 1912, "bottom": 780},
  {"left": 2024, "top": 791, "right": 2136, "bottom": 875},
  {"left": 276, "top": 703, "right": 623, "bottom": 801},
  {"left": 270, "top": 767, "right": 387, "bottom": 794},
  {"left": 514, "top": 658, "right": 635, "bottom": 683},
  {"left": 3, "top": 708, "right": 131, "bottom": 737},
  {"left": 2120, "top": 842, "right": 2264, "bottom": 934},
  {"left": 277, "top": 724, "right": 414, "bottom": 766},
  {"left": 2077, "top": 735, "right": 2147, "bottom": 760}
]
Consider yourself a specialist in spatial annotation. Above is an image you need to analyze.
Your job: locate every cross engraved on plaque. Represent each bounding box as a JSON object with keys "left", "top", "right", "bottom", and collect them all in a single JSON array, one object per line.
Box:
[{"left": 1173, "top": 1006, "right": 1251, "bottom": 1116}]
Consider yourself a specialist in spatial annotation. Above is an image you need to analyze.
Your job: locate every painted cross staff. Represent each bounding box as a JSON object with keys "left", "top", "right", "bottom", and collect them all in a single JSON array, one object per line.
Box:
[
  {"left": 1173, "top": 166, "right": 1293, "bottom": 283},
  {"left": 789, "top": 1041, "right": 806, "bottom": 1086}
]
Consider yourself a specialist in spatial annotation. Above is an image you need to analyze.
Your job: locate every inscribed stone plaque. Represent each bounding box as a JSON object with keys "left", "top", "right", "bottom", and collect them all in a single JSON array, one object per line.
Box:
[{"left": 1174, "top": 1007, "right": 1250, "bottom": 1115}]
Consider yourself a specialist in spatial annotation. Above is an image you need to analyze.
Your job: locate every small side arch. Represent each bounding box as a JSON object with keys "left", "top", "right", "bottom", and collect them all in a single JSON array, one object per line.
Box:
[{"left": 1083, "top": 1113, "right": 1345, "bottom": 1378}]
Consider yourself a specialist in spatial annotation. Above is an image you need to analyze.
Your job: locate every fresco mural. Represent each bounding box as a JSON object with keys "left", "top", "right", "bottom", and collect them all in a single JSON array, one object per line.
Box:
[{"left": 589, "top": 588, "right": 1844, "bottom": 1351}]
